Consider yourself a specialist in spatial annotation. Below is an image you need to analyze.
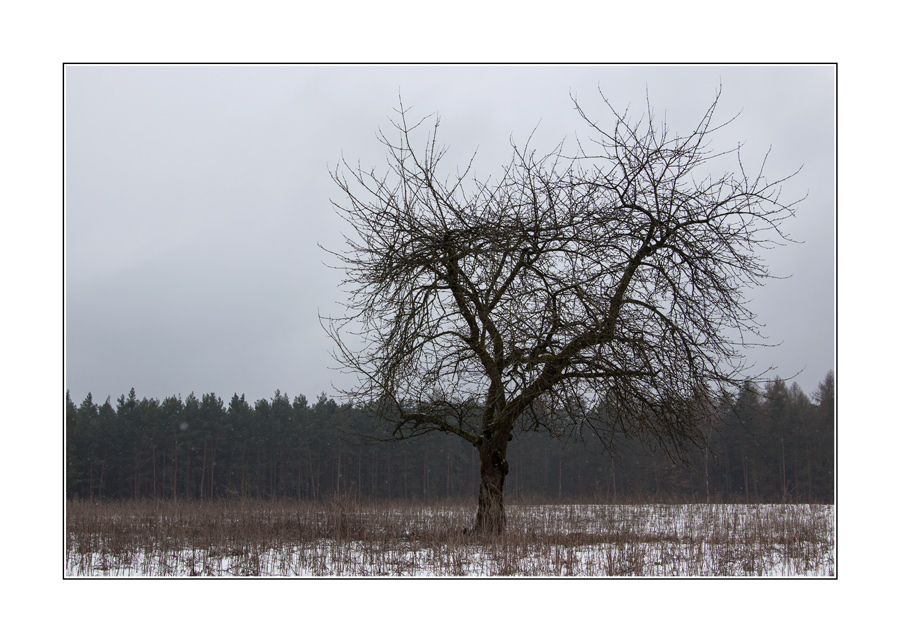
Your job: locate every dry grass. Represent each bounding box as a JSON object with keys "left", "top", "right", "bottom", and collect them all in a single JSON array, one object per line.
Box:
[{"left": 65, "top": 498, "right": 835, "bottom": 577}]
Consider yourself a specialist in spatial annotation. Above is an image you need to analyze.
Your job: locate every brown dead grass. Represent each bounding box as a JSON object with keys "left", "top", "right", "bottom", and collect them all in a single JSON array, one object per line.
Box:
[{"left": 65, "top": 497, "right": 835, "bottom": 577}]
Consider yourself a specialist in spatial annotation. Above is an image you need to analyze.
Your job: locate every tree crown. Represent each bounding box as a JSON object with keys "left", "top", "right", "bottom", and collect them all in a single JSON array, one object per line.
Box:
[{"left": 323, "top": 88, "right": 801, "bottom": 456}]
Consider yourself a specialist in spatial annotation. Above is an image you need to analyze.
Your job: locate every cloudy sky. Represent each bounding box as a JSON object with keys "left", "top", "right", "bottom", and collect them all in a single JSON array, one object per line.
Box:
[{"left": 64, "top": 64, "right": 834, "bottom": 405}]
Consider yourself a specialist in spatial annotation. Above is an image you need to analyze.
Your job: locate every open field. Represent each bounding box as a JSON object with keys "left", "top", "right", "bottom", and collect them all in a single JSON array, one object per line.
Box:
[{"left": 65, "top": 498, "right": 835, "bottom": 577}]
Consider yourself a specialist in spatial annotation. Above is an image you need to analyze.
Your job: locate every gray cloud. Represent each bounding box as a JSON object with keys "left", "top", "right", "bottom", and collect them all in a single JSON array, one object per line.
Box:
[{"left": 65, "top": 64, "right": 834, "bottom": 404}]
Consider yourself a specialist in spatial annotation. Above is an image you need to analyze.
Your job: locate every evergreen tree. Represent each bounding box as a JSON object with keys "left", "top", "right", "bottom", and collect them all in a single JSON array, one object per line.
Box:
[{"left": 812, "top": 371, "right": 835, "bottom": 501}]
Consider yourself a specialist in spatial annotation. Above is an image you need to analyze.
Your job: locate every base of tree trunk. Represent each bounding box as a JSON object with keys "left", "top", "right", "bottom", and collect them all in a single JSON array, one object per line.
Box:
[{"left": 474, "top": 470, "right": 506, "bottom": 534}]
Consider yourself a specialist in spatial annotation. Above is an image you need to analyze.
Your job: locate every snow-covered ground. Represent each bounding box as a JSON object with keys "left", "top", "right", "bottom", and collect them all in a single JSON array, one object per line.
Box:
[{"left": 65, "top": 503, "right": 835, "bottom": 577}]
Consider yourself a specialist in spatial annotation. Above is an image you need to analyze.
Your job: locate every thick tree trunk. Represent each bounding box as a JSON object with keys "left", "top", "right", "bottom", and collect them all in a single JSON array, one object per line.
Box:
[{"left": 474, "top": 437, "right": 510, "bottom": 534}]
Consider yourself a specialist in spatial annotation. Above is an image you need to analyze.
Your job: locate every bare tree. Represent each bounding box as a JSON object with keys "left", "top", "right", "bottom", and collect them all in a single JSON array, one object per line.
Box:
[{"left": 323, "top": 88, "right": 800, "bottom": 533}]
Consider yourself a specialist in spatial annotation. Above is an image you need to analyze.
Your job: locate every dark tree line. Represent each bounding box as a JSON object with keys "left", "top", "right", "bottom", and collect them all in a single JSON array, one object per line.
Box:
[{"left": 65, "top": 371, "right": 833, "bottom": 503}]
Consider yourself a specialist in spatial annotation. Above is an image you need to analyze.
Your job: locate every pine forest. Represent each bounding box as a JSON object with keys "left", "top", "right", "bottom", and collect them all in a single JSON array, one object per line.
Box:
[{"left": 65, "top": 372, "right": 834, "bottom": 504}]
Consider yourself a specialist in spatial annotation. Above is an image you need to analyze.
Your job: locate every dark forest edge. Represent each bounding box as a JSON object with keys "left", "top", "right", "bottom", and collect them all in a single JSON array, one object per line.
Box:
[{"left": 65, "top": 371, "right": 834, "bottom": 504}]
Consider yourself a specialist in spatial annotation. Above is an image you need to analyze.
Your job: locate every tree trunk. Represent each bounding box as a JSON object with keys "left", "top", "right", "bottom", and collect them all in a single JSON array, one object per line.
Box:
[
  {"left": 172, "top": 440, "right": 177, "bottom": 502},
  {"left": 210, "top": 438, "right": 217, "bottom": 500},
  {"left": 474, "top": 436, "right": 510, "bottom": 534},
  {"left": 299, "top": 443, "right": 304, "bottom": 500},
  {"left": 200, "top": 439, "right": 207, "bottom": 502}
]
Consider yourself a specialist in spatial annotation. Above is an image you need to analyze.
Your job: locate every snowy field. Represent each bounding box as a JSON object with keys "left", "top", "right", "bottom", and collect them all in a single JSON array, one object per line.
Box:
[{"left": 65, "top": 501, "right": 835, "bottom": 577}]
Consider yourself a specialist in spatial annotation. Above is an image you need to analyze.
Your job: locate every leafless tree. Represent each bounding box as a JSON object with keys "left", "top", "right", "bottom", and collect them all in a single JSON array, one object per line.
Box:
[{"left": 322, "top": 88, "right": 800, "bottom": 533}]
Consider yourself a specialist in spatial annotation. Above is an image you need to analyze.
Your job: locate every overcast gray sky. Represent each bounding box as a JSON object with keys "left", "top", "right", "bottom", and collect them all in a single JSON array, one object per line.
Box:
[{"left": 64, "top": 64, "right": 834, "bottom": 405}]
